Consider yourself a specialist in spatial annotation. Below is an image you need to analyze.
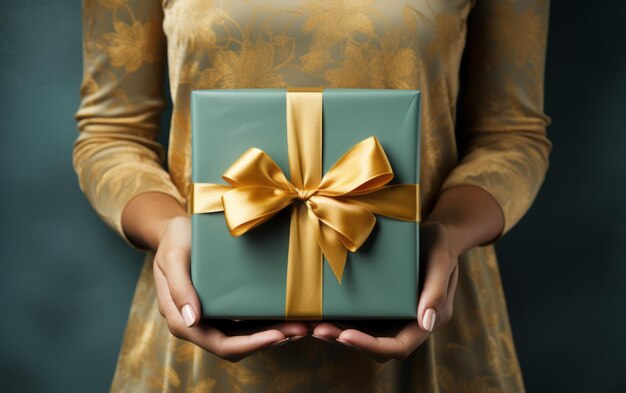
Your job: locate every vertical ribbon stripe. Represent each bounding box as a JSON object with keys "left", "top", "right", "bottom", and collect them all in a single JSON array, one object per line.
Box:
[{"left": 285, "top": 88, "right": 324, "bottom": 319}]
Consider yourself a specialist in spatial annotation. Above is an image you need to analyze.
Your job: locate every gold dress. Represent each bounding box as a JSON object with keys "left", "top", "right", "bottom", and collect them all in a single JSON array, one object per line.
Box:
[{"left": 73, "top": 0, "right": 551, "bottom": 391}]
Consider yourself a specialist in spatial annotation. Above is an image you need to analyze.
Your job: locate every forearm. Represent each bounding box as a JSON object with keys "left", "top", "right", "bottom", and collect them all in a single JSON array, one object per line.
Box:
[
  {"left": 121, "top": 192, "right": 189, "bottom": 251},
  {"left": 424, "top": 185, "right": 504, "bottom": 256}
]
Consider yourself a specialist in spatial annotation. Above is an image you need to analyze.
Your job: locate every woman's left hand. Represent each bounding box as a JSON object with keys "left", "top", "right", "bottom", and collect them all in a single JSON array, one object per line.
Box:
[{"left": 310, "top": 221, "right": 460, "bottom": 362}]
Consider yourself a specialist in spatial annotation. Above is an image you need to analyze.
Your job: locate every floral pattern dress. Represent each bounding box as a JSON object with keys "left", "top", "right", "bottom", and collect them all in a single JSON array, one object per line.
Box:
[{"left": 73, "top": 0, "right": 552, "bottom": 392}]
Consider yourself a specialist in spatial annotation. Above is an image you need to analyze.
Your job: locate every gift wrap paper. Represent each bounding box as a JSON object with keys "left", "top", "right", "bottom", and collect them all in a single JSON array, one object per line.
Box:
[{"left": 190, "top": 88, "right": 421, "bottom": 320}]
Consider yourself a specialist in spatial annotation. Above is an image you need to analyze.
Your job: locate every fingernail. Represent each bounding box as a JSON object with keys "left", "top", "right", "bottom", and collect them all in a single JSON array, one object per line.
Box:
[
  {"left": 290, "top": 335, "right": 306, "bottom": 342},
  {"left": 423, "top": 308, "right": 436, "bottom": 332},
  {"left": 181, "top": 304, "right": 196, "bottom": 327},
  {"left": 271, "top": 337, "right": 291, "bottom": 347},
  {"left": 336, "top": 338, "right": 354, "bottom": 348}
]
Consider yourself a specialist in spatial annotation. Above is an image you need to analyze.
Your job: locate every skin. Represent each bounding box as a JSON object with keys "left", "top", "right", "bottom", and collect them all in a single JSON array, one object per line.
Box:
[{"left": 121, "top": 184, "right": 503, "bottom": 363}]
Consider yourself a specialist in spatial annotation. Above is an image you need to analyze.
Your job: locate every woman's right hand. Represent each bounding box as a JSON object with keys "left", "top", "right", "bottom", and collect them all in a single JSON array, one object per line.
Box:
[{"left": 153, "top": 215, "right": 309, "bottom": 362}]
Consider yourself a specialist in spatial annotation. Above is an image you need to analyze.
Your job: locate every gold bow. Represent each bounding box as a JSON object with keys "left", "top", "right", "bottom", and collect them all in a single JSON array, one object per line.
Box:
[{"left": 190, "top": 88, "right": 420, "bottom": 319}]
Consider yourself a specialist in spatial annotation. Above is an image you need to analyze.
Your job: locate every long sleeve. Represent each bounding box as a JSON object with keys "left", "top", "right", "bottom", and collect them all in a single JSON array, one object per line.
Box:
[
  {"left": 441, "top": 0, "right": 552, "bottom": 238},
  {"left": 73, "top": 0, "right": 185, "bottom": 249}
]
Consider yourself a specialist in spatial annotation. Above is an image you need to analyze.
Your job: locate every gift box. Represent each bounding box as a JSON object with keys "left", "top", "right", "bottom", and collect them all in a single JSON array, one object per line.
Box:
[{"left": 190, "top": 88, "right": 421, "bottom": 320}]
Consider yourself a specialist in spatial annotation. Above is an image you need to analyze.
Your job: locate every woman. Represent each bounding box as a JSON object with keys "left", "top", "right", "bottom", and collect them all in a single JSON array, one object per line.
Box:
[{"left": 73, "top": 0, "right": 551, "bottom": 391}]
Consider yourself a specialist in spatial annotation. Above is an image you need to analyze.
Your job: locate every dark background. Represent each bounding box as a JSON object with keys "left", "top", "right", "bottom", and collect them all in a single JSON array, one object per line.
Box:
[{"left": 1, "top": 1, "right": 624, "bottom": 392}]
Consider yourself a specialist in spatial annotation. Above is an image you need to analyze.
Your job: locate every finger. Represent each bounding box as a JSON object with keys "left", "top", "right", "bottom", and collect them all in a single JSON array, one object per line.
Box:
[
  {"left": 393, "top": 321, "right": 429, "bottom": 351},
  {"left": 154, "top": 262, "right": 202, "bottom": 339},
  {"left": 170, "top": 318, "right": 288, "bottom": 361},
  {"left": 155, "top": 293, "right": 291, "bottom": 361},
  {"left": 203, "top": 327, "right": 288, "bottom": 361},
  {"left": 337, "top": 322, "right": 427, "bottom": 362},
  {"left": 153, "top": 260, "right": 177, "bottom": 321},
  {"left": 311, "top": 322, "right": 343, "bottom": 346},
  {"left": 262, "top": 321, "right": 309, "bottom": 338},
  {"left": 155, "top": 264, "right": 299, "bottom": 361},
  {"left": 439, "top": 264, "right": 459, "bottom": 329},
  {"left": 417, "top": 248, "right": 456, "bottom": 332},
  {"left": 215, "top": 321, "right": 308, "bottom": 360},
  {"left": 177, "top": 317, "right": 308, "bottom": 355},
  {"left": 312, "top": 322, "right": 343, "bottom": 339},
  {"left": 156, "top": 247, "right": 201, "bottom": 328},
  {"left": 154, "top": 261, "right": 201, "bottom": 339}
]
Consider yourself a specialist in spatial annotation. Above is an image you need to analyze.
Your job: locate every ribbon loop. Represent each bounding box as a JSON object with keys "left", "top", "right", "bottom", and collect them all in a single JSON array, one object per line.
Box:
[
  {"left": 317, "top": 137, "right": 394, "bottom": 196},
  {"left": 221, "top": 186, "right": 295, "bottom": 236},
  {"left": 223, "top": 148, "right": 294, "bottom": 191}
]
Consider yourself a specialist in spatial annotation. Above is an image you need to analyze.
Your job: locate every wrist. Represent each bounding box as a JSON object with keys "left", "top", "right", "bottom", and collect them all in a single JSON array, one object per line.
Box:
[
  {"left": 423, "top": 185, "right": 504, "bottom": 256},
  {"left": 155, "top": 215, "right": 190, "bottom": 246},
  {"left": 121, "top": 192, "right": 189, "bottom": 252},
  {"left": 421, "top": 219, "right": 466, "bottom": 257}
]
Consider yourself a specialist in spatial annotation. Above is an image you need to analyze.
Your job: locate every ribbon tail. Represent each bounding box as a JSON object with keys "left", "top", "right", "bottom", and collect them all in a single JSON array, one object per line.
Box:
[
  {"left": 307, "top": 206, "right": 349, "bottom": 285},
  {"left": 285, "top": 204, "right": 323, "bottom": 320},
  {"left": 319, "top": 224, "right": 348, "bottom": 285},
  {"left": 348, "top": 184, "right": 420, "bottom": 222},
  {"left": 190, "top": 183, "right": 233, "bottom": 214}
]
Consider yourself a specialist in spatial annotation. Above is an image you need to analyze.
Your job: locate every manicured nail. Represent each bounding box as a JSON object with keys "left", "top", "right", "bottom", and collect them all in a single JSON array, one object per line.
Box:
[
  {"left": 423, "top": 308, "right": 436, "bottom": 332},
  {"left": 181, "top": 304, "right": 196, "bottom": 327},
  {"left": 271, "top": 337, "right": 291, "bottom": 347},
  {"left": 336, "top": 338, "right": 354, "bottom": 348},
  {"left": 312, "top": 334, "right": 333, "bottom": 342}
]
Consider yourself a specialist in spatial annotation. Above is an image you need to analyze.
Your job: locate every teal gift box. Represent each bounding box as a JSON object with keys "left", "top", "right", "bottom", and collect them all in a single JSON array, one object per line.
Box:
[{"left": 190, "top": 88, "right": 421, "bottom": 320}]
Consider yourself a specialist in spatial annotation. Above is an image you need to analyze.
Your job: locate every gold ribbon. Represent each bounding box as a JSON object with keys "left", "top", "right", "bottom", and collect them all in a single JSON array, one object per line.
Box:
[{"left": 190, "top": 88, "right": 420, "bottom": 320}]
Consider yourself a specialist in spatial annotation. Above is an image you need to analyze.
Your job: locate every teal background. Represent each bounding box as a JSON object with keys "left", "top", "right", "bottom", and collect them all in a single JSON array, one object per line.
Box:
[
  {"left": 190, "top": 89, "right": 419, "bottom": 319},
  {"left": 1, "top": 1, "right": 625, "bottom": 392}
]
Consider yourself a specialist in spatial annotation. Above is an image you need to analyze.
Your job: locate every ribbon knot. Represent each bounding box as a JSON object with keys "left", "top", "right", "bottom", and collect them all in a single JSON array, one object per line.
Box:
[{"left": 295, "top": 188, "right": 315, "bottom": 202}]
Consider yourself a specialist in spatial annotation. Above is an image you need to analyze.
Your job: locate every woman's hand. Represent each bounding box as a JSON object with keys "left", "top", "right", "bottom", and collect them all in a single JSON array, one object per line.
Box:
[
  {"left": 311, "top": 185, "right": 504, "bottom": 362},
  {"left": 311, "top": 221, "right": 459, "bottom": 362},
  {"left": 153, "top": 215, "right": 309, "bottom": 362},
  {"left": 122, "top": 192, "right": 309, "bottom": 363}
]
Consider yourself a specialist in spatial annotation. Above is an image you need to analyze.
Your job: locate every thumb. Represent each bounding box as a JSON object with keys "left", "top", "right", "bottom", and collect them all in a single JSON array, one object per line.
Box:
[
  {"left": 417, "top": 248, "right": 455, "bottom": 332},
  {"left": 161, "top": 247, "right": 202, "bottom": 328},
  {"left": 156, "top": 216, "right": 201, "bottom": 328}
]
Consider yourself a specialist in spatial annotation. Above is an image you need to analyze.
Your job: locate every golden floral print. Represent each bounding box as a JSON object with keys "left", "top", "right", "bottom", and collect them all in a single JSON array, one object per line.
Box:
[
  {"left": 199, "top": 37, "right": 289, "bottom": 88},
  {"left": 164, "top": 0, "right": 219, "bottom": 49},
  {"left": 486, "top": 1, "right": 548, "bottom": 69},
  {"left": 301, "top": 0, "right": 376, "bottom": 45},
  {"left": 297, "top": 0, "right": 377, "bottom": 74},
  {"left": 102, "top": 18, "right": 160, "bottom": 73},
  {"left": 324, "top": 38, "right": 417, "bottom": 88},
  {"left": 73, "top": 0, "right": 552, "bottom": 392}
]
